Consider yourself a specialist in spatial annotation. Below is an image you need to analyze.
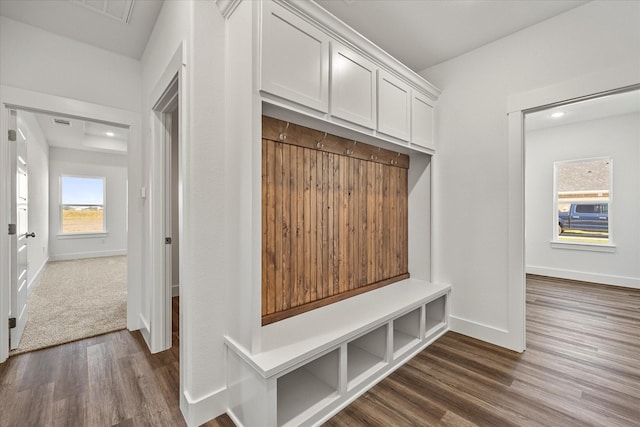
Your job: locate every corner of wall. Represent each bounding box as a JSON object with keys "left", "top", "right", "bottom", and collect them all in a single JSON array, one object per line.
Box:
[{"left": 181, "top": 387, "right": 228, "bottom": 427}]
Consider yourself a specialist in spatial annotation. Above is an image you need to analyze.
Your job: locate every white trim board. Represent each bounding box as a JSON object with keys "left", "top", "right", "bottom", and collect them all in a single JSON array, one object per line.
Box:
[
  {"left": 0, "top": 85, "right": 142, "bottom": 364},
  {"left": 182, "top": 388, "right": 228, "bottom": 427},
  {"left": 526, "top": 266, "right": 639, "bottom": 289},
  {"left": 49, "top": 250, "right": 127, "bottom": 261}
]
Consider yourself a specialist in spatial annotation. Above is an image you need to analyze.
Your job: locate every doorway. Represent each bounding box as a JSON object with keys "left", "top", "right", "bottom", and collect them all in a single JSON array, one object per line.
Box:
[
  {"left": 150, "top": 74, "right": 182, "bottom": 354},
  {"left": 8, "top": 107, "right": 129, "bottom": 355},
  {"left": 0, "top": 86, "right": 142, "bottom": 363}
]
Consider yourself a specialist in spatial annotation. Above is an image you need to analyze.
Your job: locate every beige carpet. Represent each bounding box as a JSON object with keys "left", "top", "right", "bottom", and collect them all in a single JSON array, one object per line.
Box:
[{"left": 9, "top": 255, "right": 127, "bottom": 356}]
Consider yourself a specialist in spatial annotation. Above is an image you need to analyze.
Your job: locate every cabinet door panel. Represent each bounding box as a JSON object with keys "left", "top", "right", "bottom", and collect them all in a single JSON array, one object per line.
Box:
[
  {"left": 330, "top": 42, "right": 377, "bottom": 129},
  {"left": 377, "top": 71, "right": 410, "bottom": 141},
  {"left": 261, "top": 2, "right": 329, "bottom": 112},
  {"left": 411, "top": 92, "right": 434, "bottom": 150}
]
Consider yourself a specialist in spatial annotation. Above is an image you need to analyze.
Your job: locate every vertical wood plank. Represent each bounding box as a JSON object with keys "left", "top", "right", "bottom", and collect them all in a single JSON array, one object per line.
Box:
[
  {"left": 349, "top": 157, "right": 357, "bottom": 290},
  {"left": 295, "top": 146, "right": 304, "bottom": 307},
  {"left": 306, "top": 147, "right": 314, "bottom": 304},
  {"left": 273, "top": 141, "right": 283, "bottom": 314},
  {"left": 333, "top": 153, "right": 341, "bottom": 296},
  {"left": 262, "top": 141, "right": 267, "bottom": 316},
  {"left": 266, "top": 141, "right": 276, "bottom": 315},
  {"left": 282, "top": 143, "right": 291, "bottom": 310},
  {"left": 261, "top": 117, "right": 411, "bottom": 324},
  {"left": 359, "top": 159, "right": 368, "bottom": 286},
  {"left": 327, "top": 153, "right": 335, "bottom": 297},
  {"left": 318, "top": 151, "right": 325, "bottom": 301}
]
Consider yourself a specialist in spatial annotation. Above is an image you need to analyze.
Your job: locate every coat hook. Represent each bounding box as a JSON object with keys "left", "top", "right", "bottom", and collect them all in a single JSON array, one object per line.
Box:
[
  {"left": 316, "top": 132, "right": 327, "bottom": 148},
  {"left": 279, "top": 122, "right": 290, "bottom": 141},
  {"left": 371, "top": 146, "right": 380, "bottom": 160},
  {"left": 346, "top": 140, "right": 357, "bottom": 155},
  {"left": 390, "top": 152, "right": 400, "bottom": 165}
]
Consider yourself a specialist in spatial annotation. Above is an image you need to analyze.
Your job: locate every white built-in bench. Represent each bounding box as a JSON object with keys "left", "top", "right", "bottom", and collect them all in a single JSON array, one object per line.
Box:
[{"left": 225, "top": 279, "right": 451, "bottom": 427}]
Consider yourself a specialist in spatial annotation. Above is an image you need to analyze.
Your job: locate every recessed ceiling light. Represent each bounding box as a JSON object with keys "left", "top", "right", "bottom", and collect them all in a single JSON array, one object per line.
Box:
[
  {"left": 551, "top": 112, "right": 565, "bottom": 119},
  {"left": 106, "top": 131, "right": 115, "bottom": 137}
]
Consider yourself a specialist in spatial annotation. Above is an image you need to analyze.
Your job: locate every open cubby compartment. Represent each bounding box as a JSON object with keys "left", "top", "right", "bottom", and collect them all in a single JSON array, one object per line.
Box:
[
  {"left": 347, "top": 324, "right": 388, "bottom": 390},
  {"left": 277, "top": 348, "right": 340, "bottom": 427},
  {"left": 425, "top": 294, "right": 447, "bottom": 338},
  {"left": 392, "top": 307, "right": 422, "bottom": 358}
]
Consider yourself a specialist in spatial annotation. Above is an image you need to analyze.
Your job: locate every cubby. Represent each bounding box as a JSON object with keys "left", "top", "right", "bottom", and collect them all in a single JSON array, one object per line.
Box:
[
  {"left": 347, "top": 325, "right": 388, "bottom": 389},
  {"left": 393, "top": 307, "right": 422, "bottom": 357},
  {"left": 277, "top": 349, "right": 340, "bottom": 426},
  {"left": 425, "top": 295, "right": 447, "bottom": 338}
]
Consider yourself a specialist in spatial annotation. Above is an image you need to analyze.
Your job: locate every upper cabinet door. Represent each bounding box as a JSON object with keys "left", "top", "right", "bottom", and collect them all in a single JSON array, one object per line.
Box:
[
  {"left": 411, "top": 91, "right": 435, "bottom": 150},
  {"left": 377, "top": 70, "right": 411, "bottom": 141},
  {"left": 261, "top": 2, "right": 330, "bottom": 113},
  {"left": 330, "top": 42, "right": 377, "bottom": 129}
]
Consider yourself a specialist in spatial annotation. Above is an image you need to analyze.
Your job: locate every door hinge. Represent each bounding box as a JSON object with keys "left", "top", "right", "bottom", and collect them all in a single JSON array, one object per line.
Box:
[
  {"left": 165, "top": 237, "right": 172, "bottom": 244},
  {"left": 8, "top": 224, "right": 16, "bottom": 235},
  {"left": 8, "top": 130, "right": 16, "bottom": 142},
  {"left": 9, "top": 317, "right": 16, "bottom": 329}
]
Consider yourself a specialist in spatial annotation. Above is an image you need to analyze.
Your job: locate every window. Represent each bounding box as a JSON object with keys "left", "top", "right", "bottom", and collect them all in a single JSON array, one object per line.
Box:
[
  {"left": 554, "top": 157, "right": 611, "bottom": 245},
  {"left": 60, "top": 176, "right": 106, "bottom": 234}
]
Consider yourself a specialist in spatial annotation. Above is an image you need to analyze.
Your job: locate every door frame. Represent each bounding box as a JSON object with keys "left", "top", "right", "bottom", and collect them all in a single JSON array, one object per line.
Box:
[
  {"left": 0, "top": 85, "right": 142, "bottom": 363},
  {"left": 506, "top": 63, "right": 640, "bottom": 353},
  {"left": 148, "top": 42, "right": 186, "bottom": 354}
]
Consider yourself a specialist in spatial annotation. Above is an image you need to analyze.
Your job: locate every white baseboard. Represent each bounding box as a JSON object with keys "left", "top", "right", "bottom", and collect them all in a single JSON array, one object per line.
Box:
[
  {"left": 27, "top": 257, "right": 49, "bottom": 296},
  {"left": 226, "top": 410, "right": 245, "bottom": 427},
  {"left": 172, "top": 283, "right": 180, "bottom": 297},
  {"left": 449, "top": 315, "right": 523, "bottom": 352},
  {"left": 526, "top": 266, "right": 639, "bottom": 289},
  {"left": 139, "top": 314, "right": 151, "bottom": 349},
  {"left": 182, "top": 387, "right": 228, "bottom": 427},
  {"left": 49, "top": 249, "right": 127, "bottom": 261}
]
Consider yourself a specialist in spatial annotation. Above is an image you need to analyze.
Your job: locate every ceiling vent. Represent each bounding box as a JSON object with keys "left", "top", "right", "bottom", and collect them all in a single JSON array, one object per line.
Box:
[
  {"left": 69, "top": 0, "right": 135, "bottom": 24},
  {"left": 53, "top": 118, "right": 72, "bottom": 126}
]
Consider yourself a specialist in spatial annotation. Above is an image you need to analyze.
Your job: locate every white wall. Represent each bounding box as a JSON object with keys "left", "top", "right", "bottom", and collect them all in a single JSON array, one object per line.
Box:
[
  {"left": 141, "top": 0, "right": 227, "bottom": 424},
  {"left": 0, "top": 16, "right": 141, "bottom": 112},
  {"left": 48, "top": 147, "right": 127, "bottom": 260},
  {"left": 0, "top": 15, "right": 143, "bottom": 335},
  {"left": 17, "top": 111, "right": 49, "bottom": 292},
  {"left": 526, "top": 113, "right": 640, "bottom": 288},
  {"left": 421, "top": 0, "right": 640, "bottom": 349}
]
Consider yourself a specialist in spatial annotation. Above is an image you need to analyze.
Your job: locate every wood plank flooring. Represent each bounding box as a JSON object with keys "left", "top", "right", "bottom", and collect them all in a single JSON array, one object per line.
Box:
[
  {"left": 0, "top": 298, "right": 235, "bottom": 427},
  {"left": 323, "top": 275, "right": 640, "bottom": 426},
  {"left": 2, "top": 277, "right": 638, "bottom": 426}
]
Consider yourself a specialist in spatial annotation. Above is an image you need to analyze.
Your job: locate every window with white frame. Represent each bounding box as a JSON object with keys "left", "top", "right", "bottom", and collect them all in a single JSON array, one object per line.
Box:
[
  {"left": 554, "top": 157, "right": 611, "bottom": 244},
  {"left": 60, "top": 176, "right": 106, "bottom": 234}
]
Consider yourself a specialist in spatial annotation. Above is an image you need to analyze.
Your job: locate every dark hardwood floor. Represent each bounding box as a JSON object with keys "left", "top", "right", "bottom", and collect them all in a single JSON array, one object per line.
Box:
[
  {"left": 0, "top": 297, "right": 234, "bottom": 427},
  {"left": 2, "top": 277, "right": 638, "bottom": 426},
  {"left": 323, "top": 275, "right": 640, "bottom": 426}
]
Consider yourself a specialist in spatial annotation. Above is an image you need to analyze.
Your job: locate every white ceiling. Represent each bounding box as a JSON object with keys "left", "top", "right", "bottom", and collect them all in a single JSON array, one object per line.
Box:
[
  {"left": 0, "top": 0, "right": 163, "bottom": 59},
  {"left": 1, "top": 0, "right": 590, "bottom": 69},
  {"left": 315, "top": 0, "right": 590, "bottom": 72},
  {"left": 526, "top": 89, "right": 640, "bottom": 132},
  {"left": 28, "top": 111, "right": 129, "bottom": 155},
  {"left": 2, "top": 0, "right": 602, "bottom": 149}
]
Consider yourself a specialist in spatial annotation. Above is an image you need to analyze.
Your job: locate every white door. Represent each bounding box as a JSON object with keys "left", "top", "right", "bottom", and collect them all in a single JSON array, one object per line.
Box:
[{"left": 9, "top": 109, "right": 30, "bottom": 350}]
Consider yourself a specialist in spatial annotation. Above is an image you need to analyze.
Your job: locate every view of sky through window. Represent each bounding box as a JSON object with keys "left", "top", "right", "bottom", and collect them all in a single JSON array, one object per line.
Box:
[{"left": 61, "top": 176, "right": 104, "bottom": 205}]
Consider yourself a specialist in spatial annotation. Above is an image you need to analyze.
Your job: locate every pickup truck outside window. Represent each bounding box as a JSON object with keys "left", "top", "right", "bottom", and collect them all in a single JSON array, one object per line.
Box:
[{"left": 554, "top": 157, "right": 611, "bottom": 246}]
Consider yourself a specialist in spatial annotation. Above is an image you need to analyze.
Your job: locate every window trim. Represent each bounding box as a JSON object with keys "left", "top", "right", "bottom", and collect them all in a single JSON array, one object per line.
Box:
[
  {"left": 552, "top": 156, "right": 613, "bottom": 249},
  {"left": 59, "top": 175, "right": 107, "bottom": 236}
]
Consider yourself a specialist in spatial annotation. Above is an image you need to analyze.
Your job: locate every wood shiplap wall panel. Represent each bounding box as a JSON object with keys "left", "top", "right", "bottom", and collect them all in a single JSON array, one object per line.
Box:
[{"left": 262, "top": 117, "right": 409, "bottom": 325}]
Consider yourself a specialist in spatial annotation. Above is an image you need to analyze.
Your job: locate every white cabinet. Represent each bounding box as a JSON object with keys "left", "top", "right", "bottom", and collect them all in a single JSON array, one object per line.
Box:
[
  {"left": 226, "top": 279, "right": 450, "bottom": 427},
  {"left": 330, "top": 42, "right": 377, "bottom": 129},
  {"left": 377, "top": 70, "right": 411, "bottom": 142},
  {"left": 261, "top": 1, "right": 330, "bottom": 113},
  {"left": 411, "top": 91, "right": 435, "bottom": 150}
]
